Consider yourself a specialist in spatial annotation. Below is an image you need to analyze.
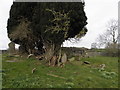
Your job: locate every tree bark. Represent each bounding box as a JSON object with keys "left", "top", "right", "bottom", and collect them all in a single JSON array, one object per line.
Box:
[{"left": 43, "top": 43, "right": 62, "bottom": 66}]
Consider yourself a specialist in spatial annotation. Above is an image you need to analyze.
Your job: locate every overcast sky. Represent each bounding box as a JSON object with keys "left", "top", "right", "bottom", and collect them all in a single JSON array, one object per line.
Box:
[{"left": 0, "top": 0, "right": 119, "bottom": 50}]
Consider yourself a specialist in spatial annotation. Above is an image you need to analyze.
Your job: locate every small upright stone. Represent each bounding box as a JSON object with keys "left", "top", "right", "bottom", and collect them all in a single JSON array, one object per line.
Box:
[
  {"left": 8, "top": 42, "right": 15, "bottom": 54},
  {"left": 61, "top": 53, "right": 67, "bottom": 63}
]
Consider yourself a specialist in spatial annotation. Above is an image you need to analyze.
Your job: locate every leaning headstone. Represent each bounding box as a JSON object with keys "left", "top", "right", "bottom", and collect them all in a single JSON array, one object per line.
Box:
[{"left": 8, "top": 42, "right": 15, "bottom": 54}]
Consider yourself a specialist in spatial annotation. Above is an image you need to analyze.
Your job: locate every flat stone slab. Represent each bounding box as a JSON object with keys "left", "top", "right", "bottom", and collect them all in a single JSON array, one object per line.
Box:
[
  {"left": 0, "top": 70, "right": 5, "bottom": 73},
  {"left": 6, "top": 60, "right": 16, "bottom": 62},
  {"left": 83, "top": 61, "right": 90, "bottom": 64}
]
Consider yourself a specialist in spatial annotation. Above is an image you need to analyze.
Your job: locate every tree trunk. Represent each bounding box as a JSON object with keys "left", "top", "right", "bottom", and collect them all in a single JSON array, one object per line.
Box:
[
  {"left": 19, "top": 45, "right": 28, "bottom": 54},
  {"left": 43, "top": 43, "right": 62, "bottom": 66}
]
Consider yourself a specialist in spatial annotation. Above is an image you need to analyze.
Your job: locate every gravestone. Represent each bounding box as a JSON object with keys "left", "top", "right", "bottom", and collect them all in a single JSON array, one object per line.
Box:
[
  {"left": 61, "top": 53, "right": 67, "bottom": 63},
  {"left": 60, "top": 53, "right": 67, "bottom": 67},
  {"left": 8, "top": 42, "right": 15, "bottom": 54}
]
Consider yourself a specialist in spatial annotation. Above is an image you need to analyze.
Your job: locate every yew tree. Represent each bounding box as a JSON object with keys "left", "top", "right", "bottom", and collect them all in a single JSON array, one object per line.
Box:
[{"left": 7, "top": 2, "right": 87, "bottom": 66}]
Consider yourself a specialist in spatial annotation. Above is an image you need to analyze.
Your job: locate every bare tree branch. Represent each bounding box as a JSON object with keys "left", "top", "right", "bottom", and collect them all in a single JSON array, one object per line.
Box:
[{"left": 94, "top": 19, "right": 118, "bottom": 48}]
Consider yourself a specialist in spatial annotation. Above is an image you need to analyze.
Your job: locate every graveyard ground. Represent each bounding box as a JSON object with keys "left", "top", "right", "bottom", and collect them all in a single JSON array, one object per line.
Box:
[{"left": 2, "top": 54, "right": 118, "bottom": 88}]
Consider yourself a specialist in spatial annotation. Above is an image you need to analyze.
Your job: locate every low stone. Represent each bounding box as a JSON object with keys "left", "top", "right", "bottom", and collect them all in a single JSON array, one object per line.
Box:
[
  {"left": 27, "top": 54, "right": 34, "bottom": 59},
  {"left": 99, "top": 64, "right": 106, "bottom": 70},
  {"left": 83, "top": 61, "right": 90, "bottom": 64},
  {"left": 36, "top": 55, "right": 44, "bottom": 60},
  {"left": 6, "top": 60, "right": 16, "bottom": 62},
  {"left": 14, "top": 55, "right": 20, "bottom": 57},
  {"left": 0, "top": 70, "right": 5, "bottom": 73},
  {"left": 68, "top": 57, "right": 75, "bottom": 62},
  {"left": 39, "top": 57, "right": 44, "bottom": 60},
  {"left": 32, "top": 68, "right": 36, "bottom": 74},
  {"left": 6, "top": 55, "right": 15, "bottom": 57}
]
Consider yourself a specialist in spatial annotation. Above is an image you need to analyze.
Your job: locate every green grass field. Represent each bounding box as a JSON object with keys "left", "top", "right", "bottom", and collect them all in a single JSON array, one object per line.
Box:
[{"left": 2, "top": 54, "right": 118, "bottom": 88}]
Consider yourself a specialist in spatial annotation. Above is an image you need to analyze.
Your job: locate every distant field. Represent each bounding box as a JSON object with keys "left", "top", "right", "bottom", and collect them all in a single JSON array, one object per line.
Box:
[{"left": 2, "top": 54, "right": 118, "bottom": 88}]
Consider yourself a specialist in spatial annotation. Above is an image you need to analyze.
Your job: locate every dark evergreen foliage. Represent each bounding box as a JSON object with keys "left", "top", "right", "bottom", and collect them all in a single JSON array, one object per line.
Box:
[{"left": 7, "top": 2, "right": 87, "bottom": 56}]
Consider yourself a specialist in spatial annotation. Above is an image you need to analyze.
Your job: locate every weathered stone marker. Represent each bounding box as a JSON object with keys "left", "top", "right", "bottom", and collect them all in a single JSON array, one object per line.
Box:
[
  {"left": 8, "top": 42, "right": 15, "bottom": 54},
  {"left": 61, "top": 53, "right": 67, "bottom": 67},
  {"left": 61, "top": 53, "right": 67, "bottom": 63}
]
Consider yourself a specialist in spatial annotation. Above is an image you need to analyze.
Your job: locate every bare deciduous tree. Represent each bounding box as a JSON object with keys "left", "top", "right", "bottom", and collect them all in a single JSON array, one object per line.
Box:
[
  {"left": 106, "top": 19, "right": 118, "bottom": 44},
  {"left": 91, "top": 43, "right": 97, "bottom": 49},
  {"left": 96, "top": 19, "right": 118, "bottom": 48}
]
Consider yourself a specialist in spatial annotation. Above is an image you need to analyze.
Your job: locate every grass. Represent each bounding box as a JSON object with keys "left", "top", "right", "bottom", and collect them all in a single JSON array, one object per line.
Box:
[{"left": 2, "top": 54, "right": 118, "bottom": 88}]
